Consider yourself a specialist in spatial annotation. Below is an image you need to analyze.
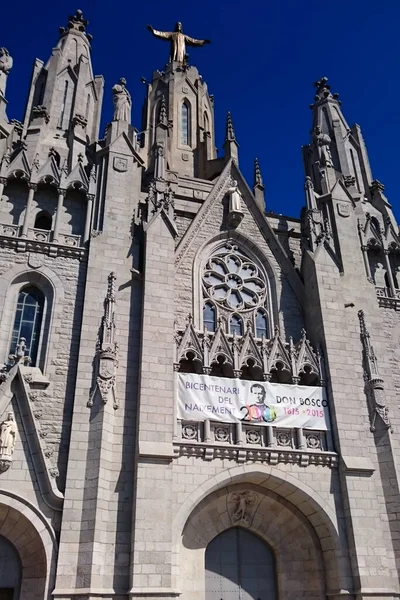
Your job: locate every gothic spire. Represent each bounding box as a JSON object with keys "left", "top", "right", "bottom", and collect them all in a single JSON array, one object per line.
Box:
[
  {"left": 303, "top": 76, "right": 373, "bottom": 197},
  {"left": 253, "top": 158, "right": 265, "bottom": 212},
  {"left": 158, "top": 95, "right": 167, "bottom": 125},
  {"left": 225, "top": 111, "right": 236, "bottom": 142},
  {"left": 224, "top": 111, "right": 239, "bottom": 164},
  {"left": 254, "top": 158, "right": 263, "bottom": 188}
]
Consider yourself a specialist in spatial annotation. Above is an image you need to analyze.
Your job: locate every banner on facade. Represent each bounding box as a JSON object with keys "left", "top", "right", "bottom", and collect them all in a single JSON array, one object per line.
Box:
[{"left": 177, "top": 373, "right": 329, "bottom": 431}]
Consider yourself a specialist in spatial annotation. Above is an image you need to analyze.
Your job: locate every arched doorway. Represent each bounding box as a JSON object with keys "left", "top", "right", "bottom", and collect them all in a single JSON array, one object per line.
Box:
[
  {"left": 205, "top": 527, "right": 277, "bottom": 600},
  {"left": 0, "top": 535, "right": 22, "bottom": 599}
]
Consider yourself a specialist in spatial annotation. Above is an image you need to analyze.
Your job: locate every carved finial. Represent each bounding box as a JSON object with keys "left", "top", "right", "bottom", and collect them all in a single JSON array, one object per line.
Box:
[
  {"left": 159, "top": 95, "right": 167, "bottom": 125},
  {"left": 254, "top": 158, "right": 263, "bottom": 188},
  {"left": 225, "top": 111, "right": 236, "bottom": 141},
  {"left": 304, "top": 176, "right": 314, "bottom": 190},
  {"left": 313, "top": 77, "right": 340, "bottom": 104},
  {"left": 59, "top": 9, "right": 93, "bottom": 42},
  {"left": 89, "top": 164, "right": 96, "bottom": 183},
  {"left": 3, "top": 147, "right": 11, "bottom": 164},
  {"left": 32, "top": 153, "right": 40, "bottom": 171},
  {"left": 107, "top": 272, "right": 116, "bottom": 302},
  {"left": 370, "top": 180, "right": 385, "bottom": 195}
]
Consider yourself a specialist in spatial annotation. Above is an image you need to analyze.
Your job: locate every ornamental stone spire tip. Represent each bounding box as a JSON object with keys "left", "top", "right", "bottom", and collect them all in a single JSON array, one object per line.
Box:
[
  {"left": 225, "top": 111, "right": 236, "bottom": 142},
  {"left": 310, "top": 77, "right": 340, "bottom": 108},
  {"left": 59, "top": 9, "right": 93, "bottom": 42},
  {"left": 254, "top": 158, "right": 264, "bottom": 188}
]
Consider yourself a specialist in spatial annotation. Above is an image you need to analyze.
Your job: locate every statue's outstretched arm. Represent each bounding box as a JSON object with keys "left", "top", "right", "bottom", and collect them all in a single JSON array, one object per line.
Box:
[
  {"left": 147, "top": 25, "right": 172, "bottom": 40},
  {"left": 185, "top": 35, "right": 211, "bottom": 47}
]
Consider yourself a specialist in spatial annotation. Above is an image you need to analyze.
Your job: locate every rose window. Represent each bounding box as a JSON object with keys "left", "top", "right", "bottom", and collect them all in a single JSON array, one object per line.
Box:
[{"left": 203, "top": 245, "right": 266, "bottom": 310}]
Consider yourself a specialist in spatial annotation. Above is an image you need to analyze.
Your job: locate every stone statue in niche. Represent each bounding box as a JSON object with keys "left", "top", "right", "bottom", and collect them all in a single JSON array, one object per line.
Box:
[
  {"left": 313, "top": 125, "right": 333, "bottom": 168},
  {"left": 374, "top": 262, "right": 387, "bottom": 288},
  {"left": 0, "top": 412, "right": 17, "bottom": 472},
  {"left": 0, "top": 48, "right": 13, "bottom": 98},
  {"left": 112, "top": 78, "right": 131, "bottom": 123},
  {"left": 227, "top": 179, "right": 244, "bottom": 228}
]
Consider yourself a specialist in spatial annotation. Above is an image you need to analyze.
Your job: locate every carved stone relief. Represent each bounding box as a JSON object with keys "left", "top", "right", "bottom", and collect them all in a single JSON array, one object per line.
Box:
[{"left": 228, "top": 490, "right": 258, "bottom": 526}]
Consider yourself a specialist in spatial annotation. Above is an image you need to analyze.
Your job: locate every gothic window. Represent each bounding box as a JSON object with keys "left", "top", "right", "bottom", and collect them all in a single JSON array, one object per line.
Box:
[
  {"left": 255, "top": 309, "right": 269, "bottom": 339},
  {"left": 203, "top": 302, "right": 216, "bottom": 332},
  {"left": 10, "top": 286, "right": 44, "bottom": 366},
  {"left": 34, "top": 211, "right": 52, "bottom": 230},
  {"left": 57, "top": 80, "right": 69, "bottom": 129},
  {"left": 230, "top": 314, "right": 243, "bottom": 336},
  {"left": 205, "top": 528, "right": 277, "bottom": 600},
  {"left": 203, "top": 244, "right": 266, "bottom": 311},
  {"left": 181, "top": 100, "right": 190, "bottom": 146}
]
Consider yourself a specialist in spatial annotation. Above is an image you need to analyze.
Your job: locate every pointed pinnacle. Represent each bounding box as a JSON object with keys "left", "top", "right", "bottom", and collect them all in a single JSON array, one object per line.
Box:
[
  {"left": 159, "top": 95, "right": 167, "bottom": 125},
  {"left": 254, "top": 158, "right": 264, "bottom": 188},
  {"left": 225, "top": 111, "right": 236, "bottom": 142}
]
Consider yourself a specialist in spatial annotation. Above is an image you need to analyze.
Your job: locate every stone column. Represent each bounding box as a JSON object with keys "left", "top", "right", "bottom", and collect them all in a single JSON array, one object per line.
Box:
[
  {"left": 361, "top": 244, "right": 372, "bottom": 282},
  {"left": 83, "top": 194, "right": 94, "bottom": 244},
  {"left": 52, "top": 188, "right": 67, "bottom": 243},
  {"left": 21, "top": 183, "right": 37, "bottom": 238},
  {"left": 384, "top": 249, "right": 396, "bottom": 296}
]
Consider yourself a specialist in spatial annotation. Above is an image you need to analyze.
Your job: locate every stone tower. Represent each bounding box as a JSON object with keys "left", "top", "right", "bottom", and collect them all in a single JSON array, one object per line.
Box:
[{"left": 0, "top": 10, "right": 399, "bottom": 600}]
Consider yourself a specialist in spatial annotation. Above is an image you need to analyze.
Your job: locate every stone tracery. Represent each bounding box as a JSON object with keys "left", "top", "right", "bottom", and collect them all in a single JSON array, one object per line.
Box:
[{"left": 203, "top": 242, "right": 267, "bottom": 312}]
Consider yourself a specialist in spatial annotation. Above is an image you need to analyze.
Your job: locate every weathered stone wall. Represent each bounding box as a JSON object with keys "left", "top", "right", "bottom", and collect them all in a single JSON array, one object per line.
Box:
[{"left": 0, "top": 248, "right": 86, "bottom": 487}]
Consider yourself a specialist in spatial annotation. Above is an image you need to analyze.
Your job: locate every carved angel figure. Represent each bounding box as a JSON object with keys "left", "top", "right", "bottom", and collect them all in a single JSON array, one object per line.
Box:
[{"left": 0, "top": 47, "right": 13, "bottom": 98}]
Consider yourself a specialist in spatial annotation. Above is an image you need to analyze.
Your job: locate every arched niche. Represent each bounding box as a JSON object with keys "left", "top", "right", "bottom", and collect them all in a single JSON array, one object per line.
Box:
[{"left": 173, "top": 466, "right": 351, "bottom": 600}]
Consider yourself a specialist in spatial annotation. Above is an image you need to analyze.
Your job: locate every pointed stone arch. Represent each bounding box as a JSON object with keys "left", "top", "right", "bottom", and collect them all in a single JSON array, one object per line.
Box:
[
  {"left": 0, "top": 263, "right": 65, "bottom": 372},
  {"left": 0, "top": 489, "right": 57, "bottom": 600},
  {"left": 172, "top": 464, "right": 350, "bottom": 599}
]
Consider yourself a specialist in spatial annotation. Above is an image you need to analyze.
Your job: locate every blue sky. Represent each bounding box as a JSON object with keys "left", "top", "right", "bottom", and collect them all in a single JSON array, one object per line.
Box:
[{"left": 2, "top": 0, "right": 400, "bottom": 218}]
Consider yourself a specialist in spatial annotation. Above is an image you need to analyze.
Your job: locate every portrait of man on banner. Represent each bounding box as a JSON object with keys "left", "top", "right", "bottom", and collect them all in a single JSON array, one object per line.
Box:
[{"left": 241, "top": 383, "right": 277, "bottom": 423}]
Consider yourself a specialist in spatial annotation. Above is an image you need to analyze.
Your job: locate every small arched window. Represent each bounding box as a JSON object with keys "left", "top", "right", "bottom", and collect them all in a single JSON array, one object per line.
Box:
[
  {"left": 256, "top": 310, "right": 269, "bottom": 339},
  {"left": 203, "top": 302, "right": 216, "bottom": 332},
  {"left": 181, "top": 100, "right": 190, "bottom": 146},
  {"left": 230, "top": 314, "right": 243, "bottom": 336},
  {"left": 34, "top": 211, "right": 52, "bottom": 231},
  {"left": 10, "top": 286, "right": 44, "bottom": 366}
]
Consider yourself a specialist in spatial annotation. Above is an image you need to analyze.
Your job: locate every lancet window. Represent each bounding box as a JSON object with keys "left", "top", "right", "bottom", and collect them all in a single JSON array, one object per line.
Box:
[
  {"left": 10, "top": 286, "right": 44, "bottom": 366},
  {"left": 181, "top": 100, "right": 190, "bottom": 146},
  {"left": 203, "top": 302, "right": 216, "bottom": 332}
]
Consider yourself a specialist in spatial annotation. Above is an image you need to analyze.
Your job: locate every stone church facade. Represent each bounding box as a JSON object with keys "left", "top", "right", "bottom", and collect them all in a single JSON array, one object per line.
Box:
[{"left": 0, "top": 9, "right": 399, "bottom": 600}]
